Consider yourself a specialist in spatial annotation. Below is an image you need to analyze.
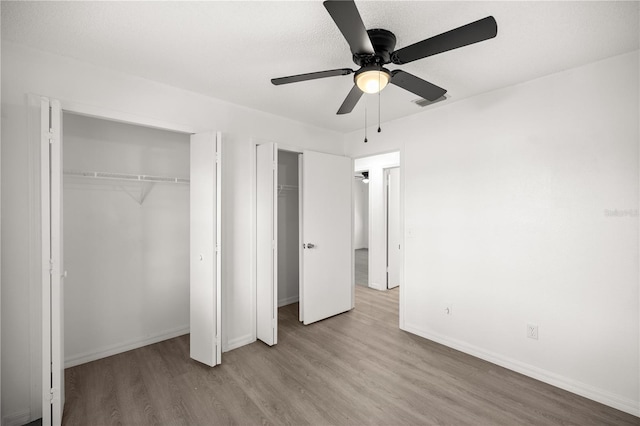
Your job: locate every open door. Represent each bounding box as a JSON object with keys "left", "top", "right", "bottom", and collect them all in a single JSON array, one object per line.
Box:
[
  {"left": 256, "top": 143, "right": 278, "bottom": 345},
  {"left": 42, "top": 97, "right": 64, "bottom": 426},
  {"left": 190, "top": 132, "right": 222, "bottom": 366},
  {"left": 387, "top": 167, "right": 400, "bottom": 289},
  {"left": 300, "top": 150, "right": 353, "bottom": 325}
]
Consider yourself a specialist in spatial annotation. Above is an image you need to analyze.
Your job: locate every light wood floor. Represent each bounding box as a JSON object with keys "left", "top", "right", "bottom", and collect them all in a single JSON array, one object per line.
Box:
[
  {"left": 63, "top": 287, "right": 638, "bottom": 425},
  {"left": 355, "top": 248, "right": 368, "bottom": 287}
]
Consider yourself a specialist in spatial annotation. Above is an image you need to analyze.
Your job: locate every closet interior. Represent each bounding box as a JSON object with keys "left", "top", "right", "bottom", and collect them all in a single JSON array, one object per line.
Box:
[
  {"left": 62, "top": 112, "right": 191, "bottom": 367},
  {"left": 277, "top": 150, "right": 300, "bottom": 308}
]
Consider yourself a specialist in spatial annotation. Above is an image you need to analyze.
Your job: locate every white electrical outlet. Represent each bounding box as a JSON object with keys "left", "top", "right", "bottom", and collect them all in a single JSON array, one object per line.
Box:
[{"left": 527, "top": 324, "right": 539, "bottom": 340}]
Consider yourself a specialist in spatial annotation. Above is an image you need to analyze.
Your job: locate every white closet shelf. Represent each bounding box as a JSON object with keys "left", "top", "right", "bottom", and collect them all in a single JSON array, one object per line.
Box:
[
  {"left": 64, "top": 170, "right": 189, "bottom": 205},
  {"left": 64, "top": 170, "right": 189, "bottom": 184},
  {"left": 278, "top": 184, "right": 298, "bottom": 191},
  {"left": 277, "top": 184, "right": 298, "bottom": 195}
]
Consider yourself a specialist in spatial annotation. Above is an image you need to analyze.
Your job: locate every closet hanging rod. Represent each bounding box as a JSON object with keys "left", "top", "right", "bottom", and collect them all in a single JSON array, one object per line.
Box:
[
  {"left": 278, "top": 184, "right": 298, "bottom": 191},
  {"left": 63, "top": 170, "right": 190, "bottom": 184}
]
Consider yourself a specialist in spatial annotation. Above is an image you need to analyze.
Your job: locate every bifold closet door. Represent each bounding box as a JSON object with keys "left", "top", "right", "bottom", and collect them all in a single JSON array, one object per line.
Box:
[
  {"left": 41, "top": 96, "right": 64, "bottom": 426},
  {"left": 190, "top": 132, "right": 222, "bottom": 367},
  {"left": 300, "top": 150, "right": 353, "bottom": 325},
  {"left": 256, "top": 142, "right": 278, "bottom": 346}
]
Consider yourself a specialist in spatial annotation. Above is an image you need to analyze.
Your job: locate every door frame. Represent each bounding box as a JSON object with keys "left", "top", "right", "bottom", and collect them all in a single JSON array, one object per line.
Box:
[
  {"left": 29, "top": 96, "right": 218, "bottom": 424},
  {"left": 384, "top": 167, "right": 400, "bottom": 289}
]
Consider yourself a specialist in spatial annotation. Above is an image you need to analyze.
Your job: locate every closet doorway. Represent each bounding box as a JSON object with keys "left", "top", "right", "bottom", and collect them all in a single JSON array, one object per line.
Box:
[
  {"left": 37, "top": 97, "right": 221, "bottom": 426},
  {"left": 63, "top": 113, "right": 192, "bottom": 368},
  {"left": 255, "top": 143, "right": 353, "bottom": 346}
]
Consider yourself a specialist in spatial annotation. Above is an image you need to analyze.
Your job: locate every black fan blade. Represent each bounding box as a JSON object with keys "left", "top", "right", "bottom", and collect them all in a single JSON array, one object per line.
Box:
[
  {"left": 324, "top": 0, "right": 375, "bottom": 55},
  {"left": 337, "top": 85, "right": 363, "bottom": 115},
  {"left": 271, "top": 68, "right": 354, "bottom": 85},
  {"left": 391, "top": 16, "right": 497, "bottom": 65},
  {"left": 391, "top": 70, "right": 446, "bottom": 101}
]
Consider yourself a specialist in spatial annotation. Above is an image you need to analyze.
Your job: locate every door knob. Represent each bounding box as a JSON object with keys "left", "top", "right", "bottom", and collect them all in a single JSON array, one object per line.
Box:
[{"left": 306, "top": 243, "right": 315, "bottom": 249}]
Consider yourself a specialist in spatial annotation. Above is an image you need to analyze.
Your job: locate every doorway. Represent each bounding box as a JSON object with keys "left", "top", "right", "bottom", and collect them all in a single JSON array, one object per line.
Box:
[
  {"left": 37, "top": 97, "right": 221, "bottom": 426},
  {"left": 277, "top": 150, "right": 300, "bottom": 309},
  {"left": 353, "top": 152, "right": 400, "bottom": 291},
  {"left": 354, "top": 170, "right": 369, "bottom": 287},
  {"left": 255, "top": 143, "right": 353, "bottom": 346}
]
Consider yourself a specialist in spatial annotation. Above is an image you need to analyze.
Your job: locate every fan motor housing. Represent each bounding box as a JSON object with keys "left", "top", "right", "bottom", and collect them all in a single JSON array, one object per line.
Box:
[{"left": 353, "top": 28, "right": 397, "bottom": 66}]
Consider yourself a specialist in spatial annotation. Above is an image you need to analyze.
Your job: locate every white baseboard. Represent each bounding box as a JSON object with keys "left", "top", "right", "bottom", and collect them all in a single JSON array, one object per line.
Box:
[
  {"left": 64, "top": 325, "right": 190, "bottom": 368},
  {"left": 278, "top": 295, "right": 299, "bottom": 307},
  {"left": 225, "top": 333, "right": 255, "bottom": 352},
  {"left": 402, "top": 323, "right": 640, "bottom": 418},
  {"left": 3, "top": 409, "right": 31, "bottom": 426},
  {"left": 369, "top": 282, "right": 385, "bottom": 291}
]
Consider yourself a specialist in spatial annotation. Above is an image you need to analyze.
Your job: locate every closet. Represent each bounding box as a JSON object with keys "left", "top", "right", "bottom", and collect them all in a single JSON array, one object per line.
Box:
[
  {"left": 62, "top": 112, "right": 191, "bottom": 367},
  {"left": 277, "top": 150, "right": 300, "bottom": 308}
]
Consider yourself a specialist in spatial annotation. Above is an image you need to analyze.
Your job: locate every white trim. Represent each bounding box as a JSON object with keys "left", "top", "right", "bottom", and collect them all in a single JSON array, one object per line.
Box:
[
  {"left": 60, "top": 100, "right": 197, "bottom": 135},
  {"left": 351, "top": 157, "right": 356, "bottom": 309},
  {"left": 402, "top": 323, "right": 640, "bottom": 418},
  {"left": 225, "top": 334, "right": 255, "bottom": 352},
  {"left": 249, "top": 138, "right": 258, "bottom": 344},
  {"left": 368, "top": 282, "right": 385, "bottom": 291},
  {"left": 278, "top": 295, "right": 300, "bottom": 307},
  {"left": 64, "top": 326, "right": 190, "bottom": 369},
  {"left": 215, "top": 132, "right": 223, "bottom": 365},
  {"left": 3, "top": 409, "right": 32, "bottom": 426},
  {"left": 398, "top": 148, "right": 405, "bottom": 329}
]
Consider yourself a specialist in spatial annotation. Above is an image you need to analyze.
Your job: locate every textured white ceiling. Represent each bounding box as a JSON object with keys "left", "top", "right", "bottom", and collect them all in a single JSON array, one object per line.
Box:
[{"left": 2, "top": 1, "right": 639, "bottom": 133}]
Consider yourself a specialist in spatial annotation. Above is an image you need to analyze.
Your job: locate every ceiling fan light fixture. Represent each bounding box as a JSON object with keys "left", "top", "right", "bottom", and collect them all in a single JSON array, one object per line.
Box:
[{"left": 355, "top": 67, "right": 391, "bottom": 94}]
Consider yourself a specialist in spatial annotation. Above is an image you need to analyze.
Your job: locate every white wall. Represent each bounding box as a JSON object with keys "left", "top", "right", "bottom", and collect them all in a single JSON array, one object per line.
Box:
[
  {"left": 353, "top": 178, "right": 368, "bottom": 249},
  {"left": 354, "top": 152, "right": 400, "bottom": 290},
  {"left": 0, "top": 41, "right": 344, "bottom": 424},
  {"left": 277, "top": 150, "right": 299, "bottom": 307},
  {"left": 345, "top": 51, "right": 640, "bottom": 415},
  {"left": 63, "top": 113, "right": 190, "bottom": 367}
]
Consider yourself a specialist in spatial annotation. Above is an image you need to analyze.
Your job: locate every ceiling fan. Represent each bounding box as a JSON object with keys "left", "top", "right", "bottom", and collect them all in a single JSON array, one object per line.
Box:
[{"left": 271, "top": 0, "right": 497, "bottom": 115}]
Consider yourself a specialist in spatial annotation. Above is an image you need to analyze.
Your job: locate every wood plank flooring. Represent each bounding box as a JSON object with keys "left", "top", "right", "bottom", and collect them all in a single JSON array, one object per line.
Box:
[
  {"left": 355, "top": 248, "right": 368, "bottom": 287},
  {"left": 63, "top": 287, "right": 638, "bottom": 425}
]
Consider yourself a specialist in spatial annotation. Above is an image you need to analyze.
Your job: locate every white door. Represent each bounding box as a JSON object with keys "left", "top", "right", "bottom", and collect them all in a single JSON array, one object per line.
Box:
[
  {"left": 300, "top": 150, "right": 353, "bottom": 325},
  {"left": 190, "top": 132, "right": 222, "bottom": 366},
  {"left": 387, "top": 167, "right": 400, "bottom": 289},
  {"left": 42, "top": 97, "right": 64, "bottom": 426},
  {"left": 256, "top": 142, "right": 278, "bottom": 345}
]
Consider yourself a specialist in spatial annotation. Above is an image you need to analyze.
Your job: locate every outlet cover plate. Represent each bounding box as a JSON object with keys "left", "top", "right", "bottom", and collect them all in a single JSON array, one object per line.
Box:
[{"left": 527, "top": 324, "right": 539, "bottom": 340}]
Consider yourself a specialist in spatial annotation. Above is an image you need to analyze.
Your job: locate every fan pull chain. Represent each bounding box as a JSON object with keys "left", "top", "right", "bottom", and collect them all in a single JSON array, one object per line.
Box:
[
  {"left": 364, "top": 106, "right": 368, "bottom": 143},
  {"left": 378, "top": 82, "right": 382, "bottom": 133}
]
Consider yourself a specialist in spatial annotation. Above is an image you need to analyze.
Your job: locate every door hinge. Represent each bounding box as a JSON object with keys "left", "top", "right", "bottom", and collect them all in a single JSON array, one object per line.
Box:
[
  {"left": 272, "top": 318, "right": 276, "bottom": 329},
  {"left": 215, "top": 152, "right": 220, "bottom": 163},
  {"left": 49, "top": 259, "right": 54, "bottom": 275},
  {"left": 49, "top": 387, "right": 57, "bottom": 402},
  {"left": 215, "top": 244, "right": 219, "bottom": 253}
]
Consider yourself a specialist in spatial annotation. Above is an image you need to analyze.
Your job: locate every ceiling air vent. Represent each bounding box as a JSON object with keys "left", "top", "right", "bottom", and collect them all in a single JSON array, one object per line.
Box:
[{"left": 412, "top": 95, "right": 448, "bottom": 108}]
